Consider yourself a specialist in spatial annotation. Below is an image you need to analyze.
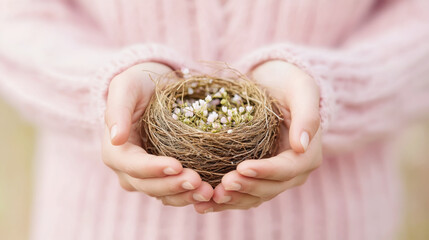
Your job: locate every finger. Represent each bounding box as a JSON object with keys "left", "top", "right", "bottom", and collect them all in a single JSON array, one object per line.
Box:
[
  {"left": 115, "top": 170, "right": 136, "bottom": 192},
  {"left": 125, "top": 168, "right": 202, "bottom": 197},
  {"left": 221, "top": 170, "right": 309, "bottom": 199},
  {"left": 212, "top": 184, "right": 261, "bottom": 206},
  {"left": 158, "top": 182, "right": 214, "bottom": 207},
  {"left": 252, "top": 60, "right": 320, "bottom": 153},
  {"left": 285, "top": 76, "right": 320, "bottom": 153},
  {"left": 102, "top": 127, "right": 183, "bottom": 178},
  {"left": 105, "top": 63, "right": 172, "bottom": 145},
  {"left": 236, "top": 127, "right": 322, "bottom": 181}
]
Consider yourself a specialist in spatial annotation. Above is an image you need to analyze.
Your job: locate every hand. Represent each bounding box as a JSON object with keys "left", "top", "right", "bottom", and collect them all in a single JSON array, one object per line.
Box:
[
  {"left": 193, "top": 60, "right": 322, "bottom": 213},
  {"left": 102, "top": 62, "right": 213, "bottom": 206}
]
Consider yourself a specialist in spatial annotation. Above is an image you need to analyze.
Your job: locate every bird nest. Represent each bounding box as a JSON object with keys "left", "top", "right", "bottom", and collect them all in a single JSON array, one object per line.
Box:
[{"left": 139, "top": 69, "right": 281, "bottom": 187}]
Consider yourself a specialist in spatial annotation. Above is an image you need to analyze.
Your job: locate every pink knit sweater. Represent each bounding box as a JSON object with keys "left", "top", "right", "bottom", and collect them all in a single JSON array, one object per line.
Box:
[{"left": 1, "top": 0, "right": 429, "bottom": 239}]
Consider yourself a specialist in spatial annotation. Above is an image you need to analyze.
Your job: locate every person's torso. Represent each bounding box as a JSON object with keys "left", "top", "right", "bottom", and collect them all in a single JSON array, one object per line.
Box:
[{"left": 73, "top": 0, "right": 378, "bottom": 62}]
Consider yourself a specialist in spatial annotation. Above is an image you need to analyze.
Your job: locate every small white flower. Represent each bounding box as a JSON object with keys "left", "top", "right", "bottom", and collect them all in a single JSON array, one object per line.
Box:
[
  {"left": 174, "top": 108, "right": 181, "bottom": 114},
  {"left": 220, "top": 117, "right": 227, "bottom": 124},
  {"left": 181, "top": 68, "right": 190, "bottom": 75},
  {"left": 199, "top": 99, "right": 206, "bottom": 106},
  {"left": 172, "top": 113, "right": 178, "bottom": 120},
  {"left": 184, "top": 106, "right": 194, "bottom": 112},
  {"left": 222, "top": 106, "right": 228, "bottom": 113},
  {"left": 205, "top": 95, "right": 212, "bottom": 102},
  {"left": 227, "top": 116, "right": 232, "bottom": 122},
  {"left": 213, "top": 92, "right": 222, "bottom": 98},
  {"left": 232, "top": 108, "right": 238, "bottom": 114},
  {"left": 207, "top": 116, "right": 214, "bottom": 123},
  {"left": 219, "top": 87, "right": 225, "bottom": 94},
  {"left": 188, "top": 87, "right": 194, "bottom": 95},
  {"left": 203, "top": 110, "right": 208, "bottom": 116},
  {"left": 212, "top": 122, "right": 220, "bottom": 129},
  {"left": 239, "top": 107, "right": 245, "bottom": 113},
  {"left": 246, "top": 105, "right": 253, "bottom": 113},
  {"left": 227, "top": 109, "right": 233, "bottom": 117},
  {"left": 207, "top": 112, "right": 218, "bottom": 123},
  {"left": 184, "top": 106, "right": 194, "bottom": 117},
  {"left": 227, "top": 129, "right": 233, "bottom": 134},
  {"left": 181, "top": 68, "right": 191, "bottom": 79},
  {"left": 192, "top": 102, "right": 201, "bottom": 111},
  {"left": 232, "top": 94, "right": 242, "bottom": 103}
]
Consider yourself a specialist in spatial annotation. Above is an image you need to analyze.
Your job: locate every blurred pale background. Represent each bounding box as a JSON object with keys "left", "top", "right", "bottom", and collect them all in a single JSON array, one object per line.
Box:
[{"left": 0, "top": 98, "right": 428, "bottom": 240}]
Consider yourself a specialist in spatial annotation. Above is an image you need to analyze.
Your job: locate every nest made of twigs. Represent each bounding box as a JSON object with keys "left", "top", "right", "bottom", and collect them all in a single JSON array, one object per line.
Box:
[{"left": 139, "top": 70, "right": 281, "bottom": 187}]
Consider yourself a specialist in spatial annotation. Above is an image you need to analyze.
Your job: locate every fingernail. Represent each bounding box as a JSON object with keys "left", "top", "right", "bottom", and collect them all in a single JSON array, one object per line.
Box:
[
  {"left": 225, "top": 182, "right": 241, "bottom": 191},
  {"left": 217, "top": 195, "right": 232, "bottom": 204},
  {"left": 300, "top": 131, "right": 309, "bottom": 151},
  {"left": 182, "top": 181, "right": 195, "bottom": 190},
  {"left": 240, "top": 169, "right": 257, "bottom": 177},
  {"left": 110, "top": 124, "right": 118, "bottom": 141},
  {"left": 193, "top": 193, "right": 208, "bottom": 202},
  {"left": 163, "top": 167, "right": 178, "bottom": 175},
  {"left": 203, "top": 207, "right": 213, "bottom": 214}
]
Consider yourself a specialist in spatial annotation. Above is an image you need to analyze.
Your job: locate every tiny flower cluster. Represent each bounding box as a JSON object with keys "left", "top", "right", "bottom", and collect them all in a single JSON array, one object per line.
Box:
[{"left": 171, "top": 85, "right": 254, "bottom": 133}]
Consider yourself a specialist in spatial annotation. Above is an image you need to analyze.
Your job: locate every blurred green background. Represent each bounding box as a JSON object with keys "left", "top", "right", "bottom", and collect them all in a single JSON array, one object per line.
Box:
[{"left": 0, "top": 98, "right": 428, "bottom": 240}]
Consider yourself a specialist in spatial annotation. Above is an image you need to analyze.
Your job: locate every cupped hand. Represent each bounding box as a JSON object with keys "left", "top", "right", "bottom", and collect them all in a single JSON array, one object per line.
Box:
[
  {"left": 102, "top": 62, "right": 213, "bottom": 206},
  {"left": 194, "top": 60, "right": 322, "bottom": 213}
]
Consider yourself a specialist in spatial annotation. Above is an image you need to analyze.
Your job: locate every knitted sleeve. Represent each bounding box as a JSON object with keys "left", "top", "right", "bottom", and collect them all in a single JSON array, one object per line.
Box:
[
  {"left": 0, "top": 1, "right": 185, "bottom": 131},
  {"left": 236, "top": 0, "right": 429, "bottom": 153}
]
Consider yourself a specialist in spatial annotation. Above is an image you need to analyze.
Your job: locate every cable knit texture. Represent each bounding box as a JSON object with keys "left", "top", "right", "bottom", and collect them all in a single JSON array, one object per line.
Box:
[{"left": 1, "top": 0, "right": 429, "bottom": 239}]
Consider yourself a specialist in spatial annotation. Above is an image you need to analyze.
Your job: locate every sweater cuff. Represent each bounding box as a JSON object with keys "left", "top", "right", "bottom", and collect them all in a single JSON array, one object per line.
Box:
[
  {"left": 90, "top": 43, "right": 187, "bottom": 128},
  {"left": 234, "top": 44, "right": 336, "bottom": 131}
]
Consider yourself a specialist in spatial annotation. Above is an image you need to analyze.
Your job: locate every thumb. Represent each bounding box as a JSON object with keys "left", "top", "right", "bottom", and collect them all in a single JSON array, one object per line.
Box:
[
  {"left": 105, "top": 62, "right": 172, "bottom": 145},
  {"left": 287, "top": 78, "right": 321, "bottom": 153},
  {"left": 251, "top": 60, "right": 321, "bottom": 153},
  {"left": 105, "top": 76, "right": 141, "bottom": 146}
]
